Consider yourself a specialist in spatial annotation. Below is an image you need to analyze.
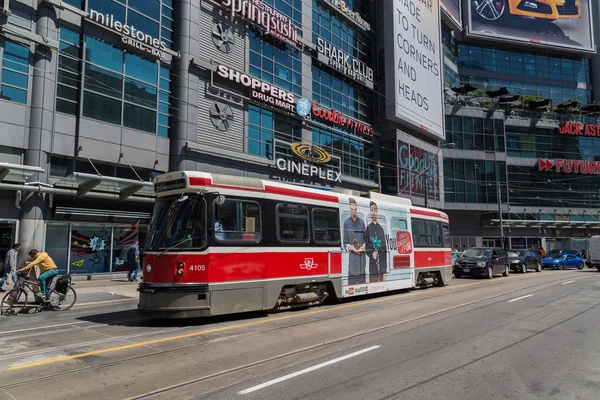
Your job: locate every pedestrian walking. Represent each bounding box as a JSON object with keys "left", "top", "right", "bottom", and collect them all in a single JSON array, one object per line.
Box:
[
  {"left": 127, "top": 240, "right": 141, "bottom": 282},
  {"left": 0, "top": 243, "right": 21, "bottom": 292}
]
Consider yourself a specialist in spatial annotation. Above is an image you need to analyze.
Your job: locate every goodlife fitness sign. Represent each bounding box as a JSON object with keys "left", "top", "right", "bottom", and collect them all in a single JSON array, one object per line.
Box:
[
  {"left": 216, "top": 65, "right": 295, "bottom": 112},
  {"left": 316, "top": 37, "right": 374, "bottom": 89},
  {"left": 88, "top": 10, "right": 172, "bottom": 60},
  {"left": 311, "top": 102, "right": 374, "bottom": 138},
  {"left": 539, "top": 158, "right": 600, "bottom": 175},
  {"left": 221, "top": 0, "right": 301, "bottom": 48},
  {"left": 558, "top": 121, "right": 600, "bottom": 137}
]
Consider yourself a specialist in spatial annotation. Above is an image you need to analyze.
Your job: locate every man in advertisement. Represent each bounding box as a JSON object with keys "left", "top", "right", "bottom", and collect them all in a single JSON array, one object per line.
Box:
[
  {"left": 366, "top": 202, "right": 388, "bottom": 283},
  {"left": 343, "top": 198, "right": 366, "bottom": 285}
]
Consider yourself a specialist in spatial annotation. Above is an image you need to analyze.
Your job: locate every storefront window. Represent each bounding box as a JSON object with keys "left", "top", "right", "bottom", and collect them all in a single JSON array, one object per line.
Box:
[
  {"left": 112, "top": 225, "right": 148, "bottom": 272},
  {"left": 45, "top": 224, "right": 70, "bottom": 274}
]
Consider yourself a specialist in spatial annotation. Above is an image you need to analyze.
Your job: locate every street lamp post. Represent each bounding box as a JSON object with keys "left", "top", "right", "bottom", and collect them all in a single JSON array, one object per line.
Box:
[{"left": 400, "top": 143, "right": 455, "bottom": 207}]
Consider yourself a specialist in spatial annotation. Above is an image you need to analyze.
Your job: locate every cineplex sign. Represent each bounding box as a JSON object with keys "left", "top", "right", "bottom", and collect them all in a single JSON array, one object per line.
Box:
[
  {"left": 221, "top": 0, "right": 301, "bottom": 48},
  {"left": 558, "top": 122, "right": 600, "bottom": 137},
  {"left": 216, "top": 65, "right": 295, "bottom": 112},
  {"left": 276, "top": 143, "right": 342, "bottom": 182},
  {"left": 539, "top": 158, "right": 600, "bottom": 175},
  {"left": 316, "top": 38, "right": 374, "bottom": 89}
]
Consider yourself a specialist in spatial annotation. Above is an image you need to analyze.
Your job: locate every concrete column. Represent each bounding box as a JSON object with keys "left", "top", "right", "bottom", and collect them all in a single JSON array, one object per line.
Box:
[
  {"left": 170, "top": 0, "right": 201, "bottom": 171},
  {"left": 301, "top": 0, "right": 314, "bottom": 143},
  {"left": 591, "top": 5, "right": 600, "bottom": 102},
  {"left": 19, "top": 4, "right": 58, "bottom": 261}
]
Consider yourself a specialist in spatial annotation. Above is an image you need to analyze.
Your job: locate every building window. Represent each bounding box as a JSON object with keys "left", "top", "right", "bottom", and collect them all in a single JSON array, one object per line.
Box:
[
  {"left": 86, "top": 0, "right": 173, "bottom": 49},
  {"left": 247, "top": 104, "right": 302, "bottom": 159},
  {"left": 312, "top": 126, "right": 373, "bottom": 181},
  {"left": 81, "top": 35, "right": 171, "bottom": 136},
  {"left": 249, "top": 35, "right": 302, "bottom": 96},
  {"left": 445, "top": 115, "right": 504, "bottom": 152},
  {"left": 57, "top": 28, "right": 82, "bottom": 115},
  {"left": 444, "top": 159, "right": 507, "bottom": 204},
  {"left": 0, "top": 39, "right": 30, "bottom": 104}
]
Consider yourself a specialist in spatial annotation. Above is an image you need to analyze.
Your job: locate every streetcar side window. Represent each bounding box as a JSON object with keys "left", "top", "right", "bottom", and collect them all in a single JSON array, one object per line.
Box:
[
  {"left": 312, "top": 208, "right": 340, "bottom": 245},
  {"left": 214, "top": 199, "right": 261, "bottom": 243},
  {"left": 392, "top": 218, "right": 408, "bottom": 231},
  {"left": 277, "top": 204, "right": 310, "bottom": 243},
  {"left": 426, "top": 221, "right": 442, "bottom": 247},
  {"left": 411, "top": 219, "right": 428, "bottom": 248},
  {"left": 442, "top": 223, "right": 451, "bottom": 247}
]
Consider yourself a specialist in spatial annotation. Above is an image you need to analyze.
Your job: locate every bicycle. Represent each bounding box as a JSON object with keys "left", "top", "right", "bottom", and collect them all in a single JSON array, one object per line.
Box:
[{"left": 0, "top": 273, "right": 77, "bottom": 316}]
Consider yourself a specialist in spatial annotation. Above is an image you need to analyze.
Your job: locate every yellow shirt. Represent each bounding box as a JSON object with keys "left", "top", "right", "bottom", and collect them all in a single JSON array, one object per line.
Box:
[{"left": 21, "top": 252, "right": 58, "bottom": 274}]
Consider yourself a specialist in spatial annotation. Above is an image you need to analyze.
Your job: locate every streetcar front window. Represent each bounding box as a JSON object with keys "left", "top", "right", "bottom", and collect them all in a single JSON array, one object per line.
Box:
[{"left": 147, "top": 194, "right": 206, "bottom": 250}]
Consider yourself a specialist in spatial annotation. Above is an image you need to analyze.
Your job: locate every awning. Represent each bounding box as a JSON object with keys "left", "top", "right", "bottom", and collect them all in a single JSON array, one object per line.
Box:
[
  {"left": 54, "top": 172, "right": 154, "bottom": 200},
  {"left": 0, "top": 162, "right": 45, "bottom": 183},
  {"left": 488, "top": 219, "right": 600, "bottom": 230}
]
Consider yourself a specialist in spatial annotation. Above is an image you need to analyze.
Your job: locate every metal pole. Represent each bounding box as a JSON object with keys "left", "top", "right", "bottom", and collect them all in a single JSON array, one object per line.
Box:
[
  {"left": 497, "top": 181, "right": 504, "bottom": 249},
  {"left": 424, "top": 176, "right": 429, "bottom": 208},
  {"left": 376, "top": 161, "right": 382, "bottom": 193}
]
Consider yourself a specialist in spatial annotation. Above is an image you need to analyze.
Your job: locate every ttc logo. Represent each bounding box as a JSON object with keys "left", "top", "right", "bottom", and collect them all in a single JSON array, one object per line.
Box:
[{"left": 300, "top": 258, "right": 318, "bottom": 270}]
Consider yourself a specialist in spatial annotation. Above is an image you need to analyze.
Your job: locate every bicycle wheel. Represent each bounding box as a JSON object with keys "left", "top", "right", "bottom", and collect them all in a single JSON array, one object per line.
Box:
[
  {"left": 49, "top": 286, "right": 77, "bottom": 311},
  {"left": 1, "top": 289, "right": 28, "bottom": 316}
]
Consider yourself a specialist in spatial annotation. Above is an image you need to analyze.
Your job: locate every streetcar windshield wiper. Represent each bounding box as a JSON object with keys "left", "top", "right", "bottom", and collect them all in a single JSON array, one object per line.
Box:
[{"left": 156, "top": 236, "right": 205, "bottom": 257}]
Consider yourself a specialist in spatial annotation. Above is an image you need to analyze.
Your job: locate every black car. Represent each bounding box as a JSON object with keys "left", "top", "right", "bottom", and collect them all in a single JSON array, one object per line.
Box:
[
  {"left": 508, "top": 250, "right": 543, "bottom": 273},
  {"left": 454, "top": 248, "right": 510, "bottom": 279}
]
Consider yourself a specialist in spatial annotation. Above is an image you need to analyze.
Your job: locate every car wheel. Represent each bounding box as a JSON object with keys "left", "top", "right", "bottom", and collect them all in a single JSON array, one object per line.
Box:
[
  {"left": 503, "top": 265, "right": 510, "bottom": 277},
  {"left": 578, "top": 262, "right": 584, "bottom": 270},
  {"left": 521, "top": 263, "right": 527, "bottom": 273},
  {"left": 536, "top": 262, "right": 542, "bottom": 272},
  {"left": 473, "top": 0, "right": 507, "bottom": 21},
  {"left": 487, "top": 266, "right": 494, "bottom": 279},
  {"left": 558, "top": 263, "right": 564, "bottom": 270}
]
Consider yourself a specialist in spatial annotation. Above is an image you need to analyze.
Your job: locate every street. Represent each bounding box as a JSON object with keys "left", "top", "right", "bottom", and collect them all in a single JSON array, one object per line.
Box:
[{"left": 1, "top": 270, "right": 600, "bottom": 400}]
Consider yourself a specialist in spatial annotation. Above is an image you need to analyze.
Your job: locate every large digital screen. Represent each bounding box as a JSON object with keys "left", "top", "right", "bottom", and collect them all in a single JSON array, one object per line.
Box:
[
  {"left": 467, "top": 0, "right": 595, "bottom": 52},
  {"left": 441, "top": 0, "right": 461, "bottom": 28},
  {"left": 384, "top": 0, "right": 445, "bottom": 139},
  {"left": 397, "top": 140, "right": 440, "bottom": 200}
]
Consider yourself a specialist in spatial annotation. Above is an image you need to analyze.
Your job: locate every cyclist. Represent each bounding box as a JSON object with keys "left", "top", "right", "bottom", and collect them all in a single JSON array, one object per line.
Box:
[{"left": 17, "top": 249, "right": 58, "bottom": 299}]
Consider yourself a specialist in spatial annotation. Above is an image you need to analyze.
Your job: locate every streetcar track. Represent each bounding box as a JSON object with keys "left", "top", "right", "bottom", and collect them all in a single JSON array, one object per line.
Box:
[{"left": 0, "top": 273, "right": 587, "bottom": 392}]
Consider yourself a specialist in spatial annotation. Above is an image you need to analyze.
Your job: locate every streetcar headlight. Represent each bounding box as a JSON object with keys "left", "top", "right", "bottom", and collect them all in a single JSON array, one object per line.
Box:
[
  {"left": 146, "top": 264, "right": 152, "bottom": 273},
  {"left": 477, "top": 261, "right": 487, "bottom": 268}
]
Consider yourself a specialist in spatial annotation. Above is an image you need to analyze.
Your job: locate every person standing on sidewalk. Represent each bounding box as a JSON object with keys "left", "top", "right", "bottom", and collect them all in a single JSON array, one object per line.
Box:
[
  {"left": 18, "top": 249, "right": 58, "bottom": 299},
  {"left": 127, "top": 240, "right": 141, "bottom": 282},
  {"left": 0, "top": 243, "right": 21, "bottom": 292}
]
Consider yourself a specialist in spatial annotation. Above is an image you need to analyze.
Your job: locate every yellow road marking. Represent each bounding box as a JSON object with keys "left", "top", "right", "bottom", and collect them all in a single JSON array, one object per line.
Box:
[{"left": 5, "top": 275, "right": 530, "bottom": 370}]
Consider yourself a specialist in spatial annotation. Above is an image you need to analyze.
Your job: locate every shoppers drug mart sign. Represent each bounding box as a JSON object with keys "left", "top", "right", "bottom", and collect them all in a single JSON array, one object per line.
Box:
[
  {"left": 88, "top": 10, "right": 173, "bottom": 60},
  {"left": 221, "top": 0, "right": 301, "bottom": 48},
  {"left": 216, "top": 65, "right": 296, "bottom": 112}
]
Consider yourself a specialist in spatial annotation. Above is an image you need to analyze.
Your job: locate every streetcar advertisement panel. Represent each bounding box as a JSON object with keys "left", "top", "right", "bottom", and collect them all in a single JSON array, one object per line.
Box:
[{"left": 340, "top": 196, "right": 413, "bottom": 297}]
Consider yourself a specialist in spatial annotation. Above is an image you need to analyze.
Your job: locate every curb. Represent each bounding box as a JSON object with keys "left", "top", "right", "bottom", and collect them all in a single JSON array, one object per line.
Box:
[{"left": 70, "top": 273, "right": 144, "bottom": 282}]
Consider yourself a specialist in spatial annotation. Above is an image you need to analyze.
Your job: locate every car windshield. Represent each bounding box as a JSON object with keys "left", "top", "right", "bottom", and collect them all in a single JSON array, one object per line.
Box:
[
  {"left": 545, "top": 250, "right": 563, "bottom": 258},
  {"left": 461, "top": 249, "right": 491, "bottom": 258},
  {"left": 146, "top": 194, "right": 206, "bottom": 250}
]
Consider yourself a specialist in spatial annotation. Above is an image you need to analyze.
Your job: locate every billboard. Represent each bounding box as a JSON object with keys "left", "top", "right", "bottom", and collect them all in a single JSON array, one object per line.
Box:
[
  {"left": 385, "top": 0, "right": 445, "bottom": 139},
  {"left": 398, "top": 140, "right": 440, "bottom": 200},
  {"left": 441, "top": 0, "right": 461, "bottom": 28},
  {"left": 467, "top": 0, "right": 595, "bottom": 52}
]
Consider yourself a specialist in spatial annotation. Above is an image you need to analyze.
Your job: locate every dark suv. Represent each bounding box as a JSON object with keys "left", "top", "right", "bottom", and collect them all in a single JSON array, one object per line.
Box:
[{"left": 454, "top": 248, "right": 510, "bottom": 279}]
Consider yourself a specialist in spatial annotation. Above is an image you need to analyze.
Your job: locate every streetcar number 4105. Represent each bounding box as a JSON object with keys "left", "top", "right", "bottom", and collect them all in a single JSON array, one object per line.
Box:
[{"left": 189, "top": 265, "right": 206, "bottom": 271}]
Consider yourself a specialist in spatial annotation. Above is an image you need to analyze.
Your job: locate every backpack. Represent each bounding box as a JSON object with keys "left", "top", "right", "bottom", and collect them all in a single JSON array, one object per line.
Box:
[{"left": 55, "top": 274, "right": 72, "bottom": 294}]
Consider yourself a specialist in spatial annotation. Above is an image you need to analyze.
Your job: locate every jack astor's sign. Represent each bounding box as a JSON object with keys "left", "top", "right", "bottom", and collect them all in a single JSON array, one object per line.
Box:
[
  {"left": 316, "top": 38, "right": 374, "bottom": 89},
  {"left": 221, "top": 0, "right": 301, "bottom": 48},
  {"left": 539, "top": 158, "right": 600, "bottom": 175},
  {"left": 558, "top": 122, "right": 600, "bottom": 137},
  {"left": 88, "top": 10, "right": 171, "bottom": 60},
  {"left": 311, "top": 102, "right": 374, "bottom": 137},
  {"left": 216, "top": 65, "right": 295, "bottom": 112},
  {"left": 276, "top": 143, "right": 342, "bottom": 182}
]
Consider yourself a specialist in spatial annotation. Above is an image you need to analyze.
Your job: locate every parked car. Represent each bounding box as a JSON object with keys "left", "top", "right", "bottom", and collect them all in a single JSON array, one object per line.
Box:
[
  {"left": 508, "top": 250, "right": 543, "bottom": 273},
  {"left": 454, "top": 248, "right": 510, "bottom": 279},
  {"left": 542, "top": 250, "right": 585, "bottom": 270},
  {"left": 588, "top": 236, "right": 600, "bottom": 271}
]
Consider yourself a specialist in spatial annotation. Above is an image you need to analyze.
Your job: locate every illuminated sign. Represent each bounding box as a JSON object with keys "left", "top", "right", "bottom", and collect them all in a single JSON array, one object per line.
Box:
[
  {"left": 276, "top": 143, "right": 342, "bottom": 182},
  {"left": 311, "top": 102, "right": 374, "bottom": 137},
  {"left": 88, "top": 10, "right": 170, "bottom": 60},
  {"left": 216, "top": 65, "right": 295, "bottom": 112},
  {"left": 221, "top": 0, "right": 301, "bottom": 48},
  {"left": 558, "top": 122, "right": 600, "bottom": 137},
  {"left": 323, "top": 0, "right": 371, "bottom": 31},
  {"left": 316, "top": 37, "right": 374, "bottom": 89},
  {"left": 398, "top": 140, "right": 439, "bottom": 199},
  {"left": 539, "top": 158, "right": 600, "bottom": 175},
  {"left": 154, "top": 179, "right": 186, "bottom": 193}
]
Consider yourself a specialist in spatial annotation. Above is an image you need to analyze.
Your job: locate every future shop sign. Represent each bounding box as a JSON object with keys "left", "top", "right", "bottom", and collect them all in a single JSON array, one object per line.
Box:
[
  {"left": 316, "top": 37, "right": 374, "bottom": 89},
  {"left": 539, "top": 158, "right": 600, "bottom": 175},
  {"left": 216, "top": 65, "right": 295, "bottom": 112}
]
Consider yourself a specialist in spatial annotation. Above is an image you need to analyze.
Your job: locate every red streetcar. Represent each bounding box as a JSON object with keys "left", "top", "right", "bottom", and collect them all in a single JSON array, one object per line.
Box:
[{"left": 138, "top": 171, "right": 452, "bottom": 318}]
